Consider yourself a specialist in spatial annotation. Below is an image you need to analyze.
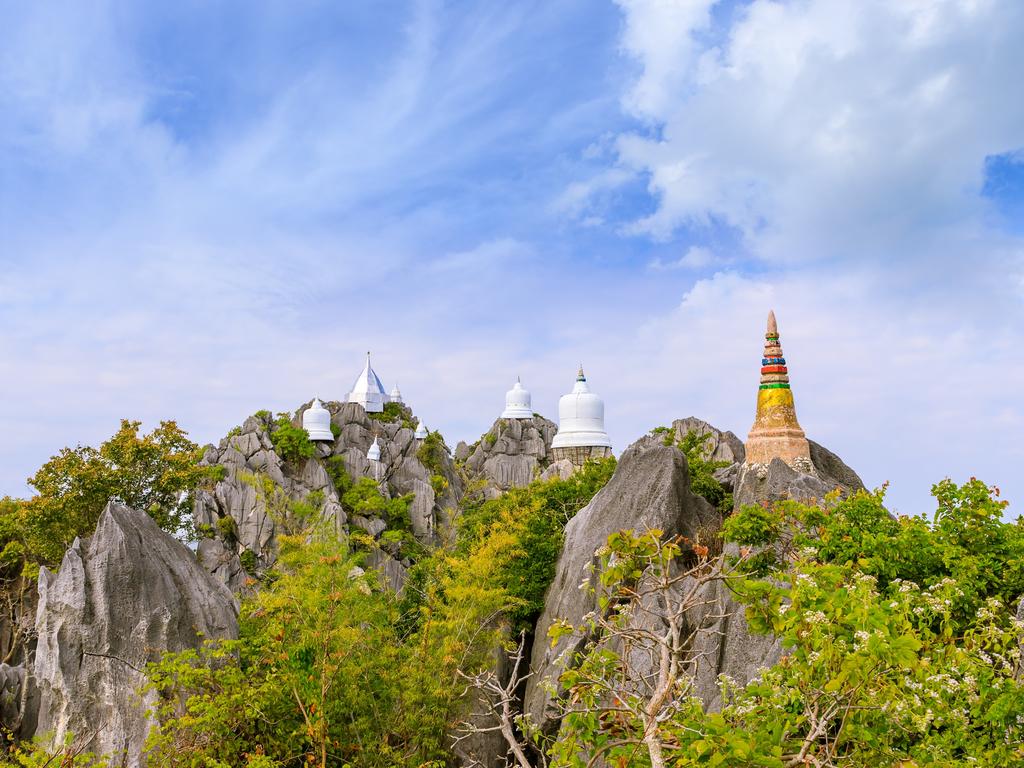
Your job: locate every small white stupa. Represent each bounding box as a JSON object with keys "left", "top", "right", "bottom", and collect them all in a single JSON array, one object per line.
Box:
[
  {"left": 348, "top": 352, "right": 388, "bottom": 413},
  {"left": 389, "top": 383, "right": 403, "bottom": 405},
  {"left": 302, "top": 398, "right": 334, "bottom": 441},
  {"left": 414, "top": 420, "right": 428, "bottom": 439},
  {"left": 500, "top": 377, "right": 533, "bottom": 419},
  {"left": 550, "top": 365, "right": 612, "bottom": 466},
  {"left": 366, "top": 435, "right": 382, "bottom": 462}
]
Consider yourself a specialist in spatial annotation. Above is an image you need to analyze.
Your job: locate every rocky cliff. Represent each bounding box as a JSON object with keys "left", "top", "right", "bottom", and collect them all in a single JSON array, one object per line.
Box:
[
  {"left": 30, "top": 502, "right": 238, "bottom": 767},
  {"left": 456, "top": 415, "right": 558, "bottom": 497},
  {"left": 194, "top": 401, "right": 462, "bottom": 592},
  {"left": 525, "top": 418, "right": 865, "bottom": 737}
]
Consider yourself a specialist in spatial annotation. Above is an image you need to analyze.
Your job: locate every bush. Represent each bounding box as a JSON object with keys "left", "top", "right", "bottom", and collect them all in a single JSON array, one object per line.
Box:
[
  {"left": 268, "top": 414, "right": 315, "bottom": 465},
  {"left": 416, "top": 431, "right": 448, "bottom": 475}
]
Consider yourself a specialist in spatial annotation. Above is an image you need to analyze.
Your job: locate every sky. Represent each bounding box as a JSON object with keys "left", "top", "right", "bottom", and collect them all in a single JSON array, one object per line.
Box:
[{"left": 1, "top": 0, "right": 1022, "bottom": 518}]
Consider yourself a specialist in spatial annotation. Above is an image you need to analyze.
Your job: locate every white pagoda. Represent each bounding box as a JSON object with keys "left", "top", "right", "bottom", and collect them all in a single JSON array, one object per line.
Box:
[
  {"left": 550, "top": 365, "right": 612, "bottom": 466},
  {"left": 347, "top": 352, "right": 388, "bottom": 413},
  {"left": 500, "top": 377, "right": 533, "bottom": 419},
  {"left": 302, "top": 398, "right": 334, "bottom": 441}
]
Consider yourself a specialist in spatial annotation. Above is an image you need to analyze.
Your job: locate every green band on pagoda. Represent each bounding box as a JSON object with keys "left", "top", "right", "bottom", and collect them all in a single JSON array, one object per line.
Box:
[{"left": 759, "top": 383, "right": 791, "bottom": 390}]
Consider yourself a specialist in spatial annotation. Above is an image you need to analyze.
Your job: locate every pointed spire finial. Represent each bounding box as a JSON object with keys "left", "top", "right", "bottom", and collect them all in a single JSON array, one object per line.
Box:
[
  {"left": 767, "top": 310, "right": 778, "bottom": 338},
  {"left": 576, "top": 363, "right": 586, "bottom": 381}
]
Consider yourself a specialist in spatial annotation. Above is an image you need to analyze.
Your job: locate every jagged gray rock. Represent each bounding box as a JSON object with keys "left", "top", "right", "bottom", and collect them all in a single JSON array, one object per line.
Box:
[
  {"left": 462, "top": 415, "right": 557, "bottom": 496},
  {"left": 524, "top": 435, "right": 719, "bottom": 733},
  {"left": 195, "top": 401, "right": 463, "bottom": 591},
  {"left": 734, "top": 439, "right": 864, "bottom": 509},
  {"left": 31, "top": 502, "right": 239, "bottom": 767}
]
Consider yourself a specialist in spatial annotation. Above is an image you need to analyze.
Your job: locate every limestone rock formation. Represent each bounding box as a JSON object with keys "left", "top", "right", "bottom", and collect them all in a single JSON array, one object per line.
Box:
[
  {"left": 734, "top": 439, "right": 864, "bottom": 509},
  {"left": 31, "top": 502, "right": 239, "bottom": 767},
  {"left": 194, "top": 402, "right": 463, "bottom": 592},
  {"left": 460, "top": 415, "right": 557, "bottom": 497},
  {"left": 525, "top": 420, "right": 865, "bottom": 737},
  {"left": 525, "top": 435, "right": 719, "bottom": 732}
]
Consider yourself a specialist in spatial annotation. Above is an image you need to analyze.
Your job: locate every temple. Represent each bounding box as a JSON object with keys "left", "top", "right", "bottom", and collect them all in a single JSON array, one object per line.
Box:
[
  {"left": 302, "top": 398, "right": 334, "bottom": 441},
  {"left": 500, "top": 377, "right": 533, "bottom": 419},
  {"left": 550, "top": 365, "right": 612, "bottom": 466},
  {"left": 389, "top": 384, "right": 403, "bottom": 405},
  {"left": 414, "top": 420, "right": 428, "bottom": 439},
  {"left": 744, "top": 310, "right": 812, "bottom": 470},
  {"left": 347, "top": 352, "right": 388, "bottom": 413},
  {"left": 366, "top": 435, "right": 382, "bottom": 462}
]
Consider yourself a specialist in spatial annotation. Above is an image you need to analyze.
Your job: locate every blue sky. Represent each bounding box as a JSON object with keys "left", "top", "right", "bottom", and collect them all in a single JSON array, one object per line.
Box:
[{"left": 1, "top": 0, "right": 1022, "bottom": 518}]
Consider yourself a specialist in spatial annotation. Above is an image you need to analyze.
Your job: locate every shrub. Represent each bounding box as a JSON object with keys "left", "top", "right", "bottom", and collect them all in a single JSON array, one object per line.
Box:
[
  {"left": 416, "top": 431, "right": 448, "bottom": 475},
  {"left": 268, "top": 415, "right": 315, "bottom": 465}
]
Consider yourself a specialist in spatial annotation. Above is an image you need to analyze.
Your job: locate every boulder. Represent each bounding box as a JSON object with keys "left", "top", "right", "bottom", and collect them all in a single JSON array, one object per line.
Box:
[
  {"left": 464, "top": 416, "right": 557, "bottom": 493},
  {"left": 31, "top": 502, "right": 239, "bottom": 767},
  {"left": 524, "top": 437, "right": 718, "bottom": 732},
  {"left": 734, "top": 439, "right": 864, "bottom": 509}
]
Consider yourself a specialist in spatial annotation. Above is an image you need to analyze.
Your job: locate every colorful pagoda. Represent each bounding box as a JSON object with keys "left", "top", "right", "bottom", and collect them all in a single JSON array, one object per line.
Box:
[{"left": 744, "top": 310, "right": 812, "bottom": 470}]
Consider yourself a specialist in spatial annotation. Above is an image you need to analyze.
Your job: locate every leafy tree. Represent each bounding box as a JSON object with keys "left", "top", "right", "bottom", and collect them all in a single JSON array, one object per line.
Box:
[
  {"left": 0, "top": 420, "right": 210, "bottom": 571},
  {"left": 549, "top": 479, "right": 1024, "bottom": 767},
  {"left": 342, "top": 477, "right": 413, "bottom": 531},
  {"left": 654, "top": 426, "right": 732, "bottom": 513},
  {"left": 147, "top": 528, "right": 402, "bottom": 768}
]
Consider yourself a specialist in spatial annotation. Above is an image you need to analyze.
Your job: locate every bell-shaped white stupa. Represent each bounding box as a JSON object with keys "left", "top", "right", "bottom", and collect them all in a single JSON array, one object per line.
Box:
[
  {"left": 366, "top": 436, "right": 382, "bottom": 462},
  {"left": 550, "top": 365, "right": 612, "bottom": 466},
  {"left": 500, "top": 377, "right": 533, "bottom": 419},
  {"left": 389, "top": 383, "right": 403, "bottom": 404},
  {"left": 348, "top": 352, "right": 388, "bottom": 413},
  {"left": 414, "top": 420, "right": 428, "bottom": 439},
  {"left": 302, "top": 398, "right": 334, "bottom": 441}
]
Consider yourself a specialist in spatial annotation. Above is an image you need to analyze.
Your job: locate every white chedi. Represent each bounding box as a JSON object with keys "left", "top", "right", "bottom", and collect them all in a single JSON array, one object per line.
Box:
[
  {"left": 414, "top": 420, "right": 428, "bottom": 439},
  {"left": 348, "top": 352, "right": 388, "bottom": 413},
  {"left": 550, "top": 365, "right": 612, "bottom": 451},
  {"left": 500, "top": 377, "right": 533, "bottom": 419},
  {"left": 389, "top": 383, "right": 403, "bottom": 404},
  {"left": 366, "top": 436, "right": 382, "bottom": 462},
  {"left": 302, "top": 398, "right": 334, "bottom": 441}
]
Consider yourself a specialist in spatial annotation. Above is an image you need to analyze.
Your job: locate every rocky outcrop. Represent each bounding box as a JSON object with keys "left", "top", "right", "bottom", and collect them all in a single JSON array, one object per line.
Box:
[
  {"left": 524, "top": 435, "right": 719, "bottom": 733},
  {"left": 194, "top": 402, "right": 463, "bottom": 592},
  {"left": 525, "top": 420, "right": 865, "bottom": 737},
  {"left": 734, "top": 439, "right": 864, "bottom": 509},
  {"left": 459, "top": 415, "right": 557, "bottom": 497},
  {"left": 31, "top": 502, "right": 238, "bottom": 767}
]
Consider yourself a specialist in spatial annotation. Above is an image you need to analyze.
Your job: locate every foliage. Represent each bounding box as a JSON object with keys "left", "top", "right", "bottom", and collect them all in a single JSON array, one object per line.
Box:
[
  {"left": 369, "top": 401, "right": 415, "bottom": 430},
  {"left": 342, "top": 477, "right": 413, "bottom": 532},
  {"left": 550, "top": 479, "right": 1024, "bottom": 767},
  {"left": 147, "top": 529, "right": 403, "bottom": 768},
  {"left": 0, "top": 737, "right": 106, "bottom": 767},
  {"left": 416, "top": 431, "right": 449, "bottom": 476},
  {"left": 654, "top": 426, "right": 733, "bottom": 513},
  {"left": 456, "top": 458, "right": 617, "bottom": 631},
  {"left": 268, "top": 414, "right": 315, "bottom": 465},
  {"left": 324, "top": 455, "right": 353, "bottom": 497},
  {"left": 0, "top": 420, "right": 210, "bottom": 571}
]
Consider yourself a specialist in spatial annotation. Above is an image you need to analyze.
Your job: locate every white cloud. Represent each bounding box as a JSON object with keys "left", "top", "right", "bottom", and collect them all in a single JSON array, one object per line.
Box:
[
  {"left": 649, "top": 245, "right": 717, "bottom": 270},
  {"left": 610, "top": 0, "right": 1024, "bottom": 268}
]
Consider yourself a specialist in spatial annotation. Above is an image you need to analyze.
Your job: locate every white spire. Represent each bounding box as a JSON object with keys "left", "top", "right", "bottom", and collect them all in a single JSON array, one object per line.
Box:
[
  {"left": 366, "top": 435, "right": 381, "bottom": 462},
  {"left": 414, "top": 419, "right": 428, "bottom": 439},
  {"left": 389, "top": 382, "right": 403, "bottom": 404},
  {"left": 347, "top": 351, "right": 387, "bottom": 413},
  {"left": 500, "top": 376, "right": 533, "bottom": 419},
  {"left": 302, "top": 397, "right": 334, "bottom": 441},
  {"left": 551, "top": 364, "right": 612, "bottom": 451}
]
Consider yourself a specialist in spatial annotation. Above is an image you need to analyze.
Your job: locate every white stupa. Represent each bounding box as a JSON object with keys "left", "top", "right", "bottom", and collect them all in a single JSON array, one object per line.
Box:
[
  {"left": 550, "top": 365, "right": 613, "bottom": 466},
  {"left": 348, "top": 352, "right": 388, "bottom": 413},
  {"left": 389, "top": 383, "right": 403, "bottom": 404},
  {"left": 366, "top": 436, "right": 381, "bottom": 462},
  {"left": 414, "top": 420, "right": 428, "bottom": 439},
  {"left": 500, "top": 377, "right": 533, "bottom": 419},
  {"left": 302, "top": 398, "right": 334, "bottom": 441}
]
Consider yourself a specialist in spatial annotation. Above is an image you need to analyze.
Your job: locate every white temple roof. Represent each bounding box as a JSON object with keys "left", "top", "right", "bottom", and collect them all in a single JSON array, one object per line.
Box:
[
  {"left": 348, "top": 352, "right": 388, "bottom": 413},
  {"left": 414, "top": 420, "right": 428, "bottom": 439}
]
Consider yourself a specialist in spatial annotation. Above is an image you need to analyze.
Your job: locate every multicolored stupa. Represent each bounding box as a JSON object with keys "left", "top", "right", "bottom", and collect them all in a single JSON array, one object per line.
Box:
[{"left": 744, "top": 310, "right": 812, "bottom": 470}]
